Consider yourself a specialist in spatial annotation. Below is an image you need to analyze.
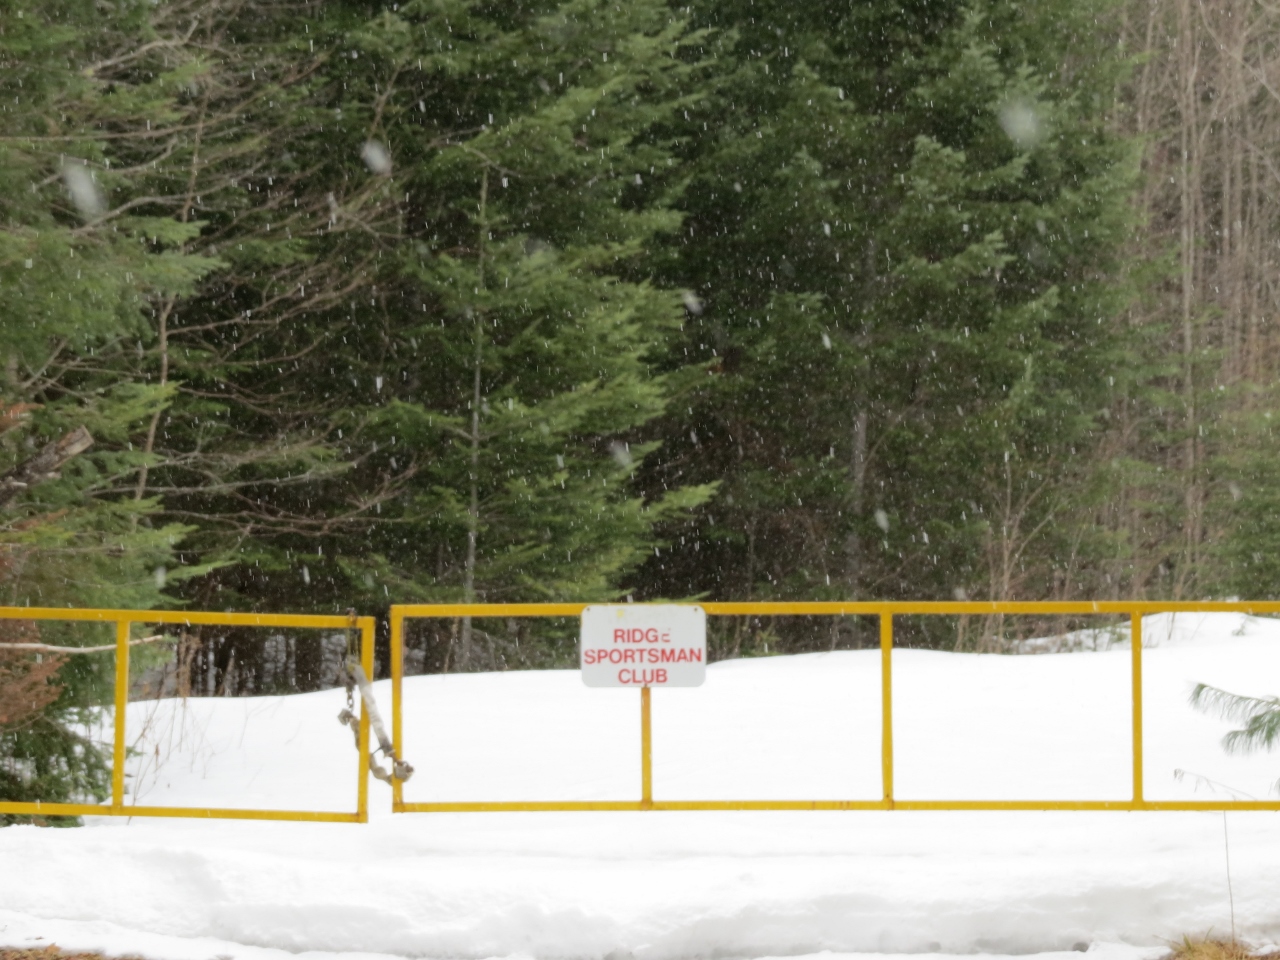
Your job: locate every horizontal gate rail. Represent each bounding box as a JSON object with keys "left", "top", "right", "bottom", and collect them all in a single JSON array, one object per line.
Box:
[
  {"left": 0, "top": 606, "right": 374, "bottom": 823},
  {"left": 390, "top": 601, "right": 1280, "bottom": 813}
]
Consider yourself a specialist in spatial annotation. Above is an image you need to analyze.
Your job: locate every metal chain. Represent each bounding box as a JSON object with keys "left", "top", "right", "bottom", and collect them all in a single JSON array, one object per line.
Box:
[{"left": 336, "top": 610, "right": 414, "bottom": 784}]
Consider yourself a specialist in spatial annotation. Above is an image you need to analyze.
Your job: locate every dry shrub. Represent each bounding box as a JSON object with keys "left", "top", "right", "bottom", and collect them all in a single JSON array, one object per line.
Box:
[
  {"left": 0, "top": 620, "right": 64, "bottom": 731},
  {"left": 0, "top": 948, "right": 141, "bottom": 960},
  {"left": 1165, "top": 936, "right": 1280, "bottom": 960}
]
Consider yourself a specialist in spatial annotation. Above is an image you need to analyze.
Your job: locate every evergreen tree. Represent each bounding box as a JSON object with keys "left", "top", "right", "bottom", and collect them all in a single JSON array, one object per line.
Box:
[
  {"left": 108, "top": 0, "right": 394, "bottom": 616},
  {"left": 86, "top": 0, "right": 717, "bottom": 675},
  {"left": 635, "top": 0, "right": 1140, "bottom": 647},
  {"left": 1203, "top": 387, "right": 1280, "bottom": 599},
  {"left": 284, "top": 0, "right": 717, "bottom": 669},
  {"left": 0, "top": 0, "right": 213, "bottom": 816}
]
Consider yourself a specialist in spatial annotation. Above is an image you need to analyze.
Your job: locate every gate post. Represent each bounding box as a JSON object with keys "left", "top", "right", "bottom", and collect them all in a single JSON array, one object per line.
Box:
[
  {"left": 111, "top": 618, "right": 130, "bottom": 811},
  {"left": 880, "top": 611, "right": 894, "bottom": 808},
  {"left": 640, "top": 686, "right": 653, "bottom": 808},
  {"left": 1130, "top": 611, "right": 1144, "bottom": 806}
]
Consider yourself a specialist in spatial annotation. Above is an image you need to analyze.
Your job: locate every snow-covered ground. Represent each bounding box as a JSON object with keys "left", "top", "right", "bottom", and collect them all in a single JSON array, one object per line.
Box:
[{"left": 2, "top": 612, "right": 1280, "bottom": 960}]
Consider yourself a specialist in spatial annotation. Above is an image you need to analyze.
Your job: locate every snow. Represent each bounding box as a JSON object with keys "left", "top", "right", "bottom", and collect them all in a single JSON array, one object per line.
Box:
[{"left": 3, "top": 612, "right": 1280, "bottom": 960}]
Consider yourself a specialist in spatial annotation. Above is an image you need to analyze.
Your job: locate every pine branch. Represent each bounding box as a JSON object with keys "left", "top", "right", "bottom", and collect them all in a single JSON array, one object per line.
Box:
[{"left": 1190, "top": 683, "right": 1280, "bottom": 754}]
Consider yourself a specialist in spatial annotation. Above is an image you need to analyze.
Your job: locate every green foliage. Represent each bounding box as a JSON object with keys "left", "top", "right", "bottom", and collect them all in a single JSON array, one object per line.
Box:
[
  {"left": 0, "top": 718, "right": 112, "bottom": 825},
  {"left": 635, "top": 0, "right": 1141, "bottom": 635},
  {"left": 0, "top": 0, "right": 1163, "bottom": 680},
  {"left": 271, "top": 0, "right": 721, "bottom": 667},
  {"left": 1190, "top": 683, "right": 1280, "bottom": 790},
  {"left": 1, "top": 0, "right": 1149, "bottom": 644},
  {"left": 1204, "top": 390, "right": 1280, "bottom": 599},
  {"left": 0, "top": 0, "right": 214, "bottom": 816}
]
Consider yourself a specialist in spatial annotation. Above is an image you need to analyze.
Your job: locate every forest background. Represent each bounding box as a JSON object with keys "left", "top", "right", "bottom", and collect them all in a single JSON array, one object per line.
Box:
[{"left": 3, "top": 0, "right": 1280, "bottom": 804}]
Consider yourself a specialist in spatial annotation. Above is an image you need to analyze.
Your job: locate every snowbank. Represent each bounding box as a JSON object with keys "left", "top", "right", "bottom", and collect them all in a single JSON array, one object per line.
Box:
[{"left": 2, "top": 612, "right": 1280, "bottom": 960}]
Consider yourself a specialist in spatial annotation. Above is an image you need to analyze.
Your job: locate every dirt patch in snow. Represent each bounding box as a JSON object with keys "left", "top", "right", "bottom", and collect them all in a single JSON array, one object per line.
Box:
[{"left": 2, "top": 948, "right": 141, "bottom": 960}]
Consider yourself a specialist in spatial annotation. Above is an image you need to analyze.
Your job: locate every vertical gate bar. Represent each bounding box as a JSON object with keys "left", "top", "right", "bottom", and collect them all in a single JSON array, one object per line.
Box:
[
  {"left": 641, "top": 686, "right": 652, "bottom": 807},
  {"left": 880, "top": 612, "right": 894, "bottom": 806},
  {"left": 357, "top": 618, "right": 375, "bottom": 823},
  {"left": 112, "top": 619, "right": 130, "bottom": 810},
  {"left": 390, "top": 610, "right": 404, "bottom": 812},
  {"left": 1130, "top": 611, "right": 1144, "bottom": 805}
]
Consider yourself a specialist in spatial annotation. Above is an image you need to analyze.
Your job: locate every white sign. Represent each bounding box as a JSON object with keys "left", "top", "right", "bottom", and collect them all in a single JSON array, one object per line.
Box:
[{"left": 580, "top": 604, "right": 707, "bottom": 687}]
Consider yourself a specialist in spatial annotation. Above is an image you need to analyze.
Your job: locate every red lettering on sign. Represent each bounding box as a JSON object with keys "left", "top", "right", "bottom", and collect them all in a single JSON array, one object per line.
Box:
[
  {"left": 610, "top": 627, "right": 671, "bottom": 643},
  {"left": 637, "top": 647, "right": 704, "bottom": 663},
  {"left": 588, "top": 644, "right": 704, "bottom": 665},
  {"left": 588, "top": 646, "right": 707, "bottom": 666},
  {"left": 616, "top": 668, "right": 670, "bottom": 685}
]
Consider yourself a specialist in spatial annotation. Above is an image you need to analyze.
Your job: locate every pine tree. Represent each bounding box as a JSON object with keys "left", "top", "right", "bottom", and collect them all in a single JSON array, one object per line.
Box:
[
  {"left": 0, "top": 0, "right": 215, "bottom": 816},
  {"left": 93, "top": 0, "right": 720, "bottom": 676},
  {"left": 634, "top": 0, "right": 1140, "bottom": 647},
  {"left": 280, "top": 0, "right": 718, "bottom": 669}
]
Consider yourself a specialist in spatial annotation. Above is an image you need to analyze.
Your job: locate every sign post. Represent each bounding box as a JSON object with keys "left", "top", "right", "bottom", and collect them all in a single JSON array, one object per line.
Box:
[{"left": 580, "top": 605, "right": 706, "bottom": 806}]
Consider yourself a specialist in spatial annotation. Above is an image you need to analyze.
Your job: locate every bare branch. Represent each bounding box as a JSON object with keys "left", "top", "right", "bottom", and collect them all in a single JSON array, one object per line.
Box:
[{"left": 0, "top": 427, "right": 95, "bottom": 508}]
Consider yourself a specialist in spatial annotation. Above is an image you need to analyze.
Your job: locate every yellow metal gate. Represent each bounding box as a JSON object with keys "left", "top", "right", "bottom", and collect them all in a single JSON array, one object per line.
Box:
[
  {"left": 0, "top": 607, "right": 374, "bottom": 823},
  {"left": 389, "top": 601, "right": 1280, "bottom": 813}
]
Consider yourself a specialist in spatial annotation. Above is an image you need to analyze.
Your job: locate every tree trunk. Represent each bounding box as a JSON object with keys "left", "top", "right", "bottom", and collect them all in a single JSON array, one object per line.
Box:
[{"left": 459, "top": 169, "right": 490, "bottom": 672}]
